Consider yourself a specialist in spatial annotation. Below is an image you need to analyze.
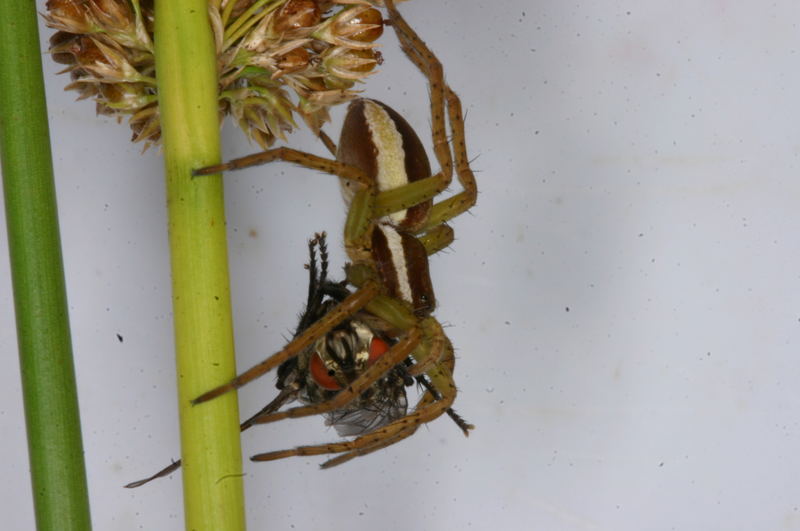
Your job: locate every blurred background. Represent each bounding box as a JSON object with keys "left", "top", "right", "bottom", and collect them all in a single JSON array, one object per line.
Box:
[{"left": 3, "top": 0, "right": 800, "bottom": 529}]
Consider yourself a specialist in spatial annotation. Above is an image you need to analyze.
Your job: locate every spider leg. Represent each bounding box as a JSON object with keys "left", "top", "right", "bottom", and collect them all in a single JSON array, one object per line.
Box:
[
  {"left": 248, "top": 326, "right": 422, "bottom": 424},
  {"left": 408, "top": 336, "right": 472, "bottom": 437},
  {"left": 124, "top": 385, "right": 299, "bottom": 488},
  {"left": 124, "top": 460, "right": 182, "bottom": 489},
  {"left": 193, "top": 146, "right": 371, "bottom": 188},
  {"left": 193, "top": 144, "right": 379, "bottom": 255},
  {"left": 416, "top": 374, "right": 473, "bottom": 437},
  {"left": 406, "top": 316, "right": 445, "bottom": 376},
  {"left": 192, "top": 280, "right": 381, "bottom": 404},
  {"left": 385, "top": 0, "right": 452, "bottom": 191},
  {"left": 372, "top": 173, "right": 448, "bottom": 219},
  {"left": 243, "top": 299, "right": 464, "bottom": 466},
  {"left": 317, "top": 129, "right": 337, "bottom": 156},
  {"left": 384, "top": 0, "right": 478, "bottom": 232},
  {"left": 238, "top": 385, "right": 300, "bottom": 431},
  {"left": 322, "top": 336, "right": 472, "bottom": 466},
  {"left": 318, "top": 422, "right": 422, "bottom": 468},
  {"left": 249, "top": 369, "right": 454, "bottom": 465},
  {"left": 249, "top": 394, "right": 431, "bottom": 465},
  {"left": 250, "top": 338, "right": 464, "bottom": 466},
  {"left": 318, "top": 391, "right": 436, "bottom": 468},
  {"left": 343, "top": 275, "right": 445, "bottom": 376},
  {"left": 417, "top": 224, "right": 454, "bottom": 255},
  {"left": 420, "top": 87, "right": 478, "bottom": 232}
]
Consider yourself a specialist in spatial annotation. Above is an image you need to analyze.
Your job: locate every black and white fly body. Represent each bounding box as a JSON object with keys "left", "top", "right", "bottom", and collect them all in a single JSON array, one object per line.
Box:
[{"left": 269, "top": 232, "right": 414, "bottom": 438}]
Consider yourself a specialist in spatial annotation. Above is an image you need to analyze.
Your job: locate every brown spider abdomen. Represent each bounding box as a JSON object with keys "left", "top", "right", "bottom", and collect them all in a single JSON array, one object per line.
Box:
[{"left": 337, "top": 98, "right": 432, "bottom": 232}]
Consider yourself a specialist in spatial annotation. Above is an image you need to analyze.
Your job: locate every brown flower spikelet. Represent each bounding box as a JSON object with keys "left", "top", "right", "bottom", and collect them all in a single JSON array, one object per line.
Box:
[{"left": 45, "top": 0, "right": 393, "bottom": 149}]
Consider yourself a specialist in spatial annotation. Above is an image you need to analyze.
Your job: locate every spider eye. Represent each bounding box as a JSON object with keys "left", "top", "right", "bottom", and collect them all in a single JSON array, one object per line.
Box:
[
  {"left": 367, "top": 337, "right": 390, "bottom": 365},
  {"left": 309, "top": 351, "right": 341, "bottom": 390}
]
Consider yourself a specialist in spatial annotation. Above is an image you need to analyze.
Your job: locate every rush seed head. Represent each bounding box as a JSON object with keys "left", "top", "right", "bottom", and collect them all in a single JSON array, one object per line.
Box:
[{"left": 44, "top": 0, "right": 392, "bottom": 149}]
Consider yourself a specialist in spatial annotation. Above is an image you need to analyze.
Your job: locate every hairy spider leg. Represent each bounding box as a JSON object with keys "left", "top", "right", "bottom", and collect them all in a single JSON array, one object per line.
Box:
[
  {"left": 247, "top": 314, "right": 445, "bottom": 425},
  {"left": 419, "top": 87, "right": 478, "bottom": 232},
  {"left": 124, "top": 384, "right": 299, "bottom": 488},
  {"left": 248, "top": 327, "right": 421, "bottom": 424},
  {"left": 319, "top": 343, "right": 475, "bottom": 469},
  {"left": 193, "top": 147, "right": 371, "bottom": 186},
  {"left": 193, "top": 147, "right": 446, "bottom": 257},
  {"left": 416, "top": 223, "right": 455, "bottom": 255},
  {"left": 250, "top": 337, "right": 461, "bottom": 466},
  {"left": 384, "top": 0, "right": 478, "bottom": 233},
  {"left": 384, "top": 0, "right": 451, "bottom": 192},
  {"left": 191, "top": 280, "right": 380, "bottom": 404}
]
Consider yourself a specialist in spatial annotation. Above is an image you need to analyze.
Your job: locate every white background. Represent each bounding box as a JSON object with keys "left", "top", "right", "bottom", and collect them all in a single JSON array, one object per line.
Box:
[{"left": 3, "top": 1, "right": 800, "bottom": 529}]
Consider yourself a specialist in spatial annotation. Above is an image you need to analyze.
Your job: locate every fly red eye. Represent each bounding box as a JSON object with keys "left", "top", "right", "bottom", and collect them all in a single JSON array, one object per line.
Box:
[
  {"left": 368, "top": 337, "right": 389, "bottom": 364},
  {"left": 310, "top": 351, "right": 341, "bottom": 390}
]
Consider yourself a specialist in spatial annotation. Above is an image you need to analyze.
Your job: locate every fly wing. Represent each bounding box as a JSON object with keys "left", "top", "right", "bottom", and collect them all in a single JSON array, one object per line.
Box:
[{"left": 326, "top": 389, "right": 408, "bottom": 437}]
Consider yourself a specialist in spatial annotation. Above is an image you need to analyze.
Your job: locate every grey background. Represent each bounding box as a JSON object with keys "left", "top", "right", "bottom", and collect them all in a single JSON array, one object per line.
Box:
[{"left": 2, "top": 1, "right": 800, "bottom": 529}]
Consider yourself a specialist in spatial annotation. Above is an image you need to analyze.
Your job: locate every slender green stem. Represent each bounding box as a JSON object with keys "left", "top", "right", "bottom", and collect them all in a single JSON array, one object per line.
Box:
[
  {"left": 0, "top": 2, "right": 92, "bottom": 530},
  {"left": 221, "top": 0, "right": 239, "bottom": 27},
  {"left": 154, "top": 1, "right": 246, "bottom": 529}
]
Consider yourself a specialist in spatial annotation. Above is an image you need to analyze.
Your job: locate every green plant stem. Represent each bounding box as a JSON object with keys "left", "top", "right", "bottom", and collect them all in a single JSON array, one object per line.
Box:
[
  {"left": 154, "top": 1, "right": 246, "bottom": 529},
  {"left": 0, "top": 2, "right": 92, "bottom": 530}
]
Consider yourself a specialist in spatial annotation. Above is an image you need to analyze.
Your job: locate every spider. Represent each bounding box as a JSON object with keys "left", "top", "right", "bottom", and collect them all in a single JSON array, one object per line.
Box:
[
  {"left": 127, "top": 232, "right": 470, "bottom": 486},
  {"left": 190, "top": 0, "right": 477, "bottom": 467}
]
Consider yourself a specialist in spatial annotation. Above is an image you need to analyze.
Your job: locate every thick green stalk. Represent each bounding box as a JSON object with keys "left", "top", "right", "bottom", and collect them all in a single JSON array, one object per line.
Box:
[
  {"left": 154, "top": 1, "right": 246, "bottom": 529},
  {"left": 0, "top": 1, "right": 92, "bottom": 530}
]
